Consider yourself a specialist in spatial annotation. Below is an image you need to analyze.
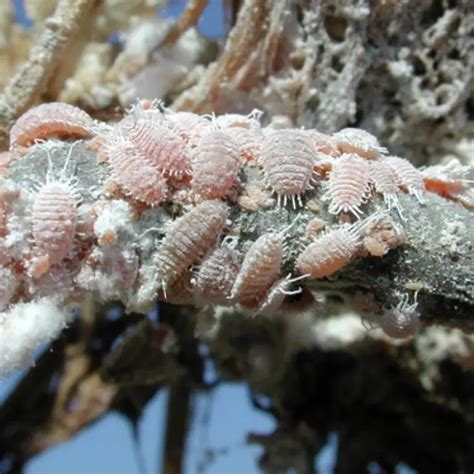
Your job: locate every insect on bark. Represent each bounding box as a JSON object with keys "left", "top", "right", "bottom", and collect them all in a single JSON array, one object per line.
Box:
[
  {"left": 322, "top": 153, "right": 371, "bottom": 218},
  {"left": 9, "top": 102, "right": 94, "bottom": 148},
  {"left": 260, "top": 129, "right": 318, "bottom": 208},
  {"left": 156, "top": 200, "right": 229, "bottom": 292},
  {"left": 191, "top": 129, "right": 242, "bottom": 200}
]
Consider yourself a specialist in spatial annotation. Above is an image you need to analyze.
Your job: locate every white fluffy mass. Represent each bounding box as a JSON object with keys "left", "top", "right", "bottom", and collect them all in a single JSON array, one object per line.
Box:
[{"left": 0, "top": 298, "right": 73, "bottom": 378}]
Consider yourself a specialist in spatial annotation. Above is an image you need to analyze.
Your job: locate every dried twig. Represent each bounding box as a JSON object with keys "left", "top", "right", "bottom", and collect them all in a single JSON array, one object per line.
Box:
[{"left": 0, "top": 0, "right": 97, "bottom": 150}]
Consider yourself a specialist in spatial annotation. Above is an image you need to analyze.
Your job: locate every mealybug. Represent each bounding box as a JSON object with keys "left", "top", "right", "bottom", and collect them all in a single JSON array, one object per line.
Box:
[
  {"left": 380, "top": 293, "right": 421, "bottom": 339},
  {"left": 260, "top": 129, "right": 317, "bottom": 208},
  {"left": 156, "top": 200, "right": 229, "bottom": 289},
  {"left": 383, "top": 156, "right": 425, "bottom": 202},
  {"left": 192, "top": 241, "right": 241, "bottom": 305},
  {"left": 191, "top": 129, "right": 242, "bottom": 200},
  {"left": 120, "top": 114, "right": 191, "bottom": 180},
  {"left": 332, "top": 127, "right": 387, "bottom": 159},
  {"left": 230, "top": 232, "right": 284, "bottom": 306},
  {"left": 105, "top": 134, "right": 168, "bottom": 206},
  {"left": 30, "top": 181, "right": 78, "bottom": 278},
  {"left": 9, "top": 102, "right": 94, "bottom": 148},
  {"left": 322, "top": 153, "right": 371, "bottom": 218},
  {"left": 368, "top": 160, "right": 403, "bottom": 215}
]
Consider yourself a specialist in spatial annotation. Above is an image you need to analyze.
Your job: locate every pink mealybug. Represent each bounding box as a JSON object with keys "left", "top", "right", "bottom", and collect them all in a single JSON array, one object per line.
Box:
[
  {"left": 119, "top": 113, "right": 192, "bottom": 180},
  {"left": 304, "top": 129, "right": 339, "bottom": 157},
  {"left": 191, "top": 129, "right": 242, "bottom": 200},
  {"left": 296, "top": 223, "right": 361, "bottom": 279},
  {"left": 260, "top": 129, "right": 318, "bottom": 208},
  {"left": 30, "top": 181, "right": 78, "bottom": 278},
  {"left": 105, "top": 133, "right": 168, "bottom": 206},
  {"left": 380, "top": 293, "right": 421, "bottom": 339},
  {"left": 230, "top": 232, "right": 285, "bottom": 306},
  {"left": 225, "top": 126, "right": 263, "bottom": 163},
  {"left": 156, "top": 200, "right": 229, "bottom": 290},
  {"left": 9, "top": 102, "right": 94, "bottom": 148},
  {"left": 163, "top": 111, "right": 211, "bottom": 147},
  {"left": 368, "top": 159, "right": 403, "bottom": 216},
  {"left": 295, "top": 212, "right": 386, "bottom": 279},
  {"left": 322, "top": 153, "right": 371, "bottom": 218},
  {"left": 383, "top": 156, "right": 425, "bottom": 202},
  {"left": 332, "top": 127, "right": 387, "bottom": 159},
  {"left": 192, "top": 238, "right": 241, "bottom": 305}
]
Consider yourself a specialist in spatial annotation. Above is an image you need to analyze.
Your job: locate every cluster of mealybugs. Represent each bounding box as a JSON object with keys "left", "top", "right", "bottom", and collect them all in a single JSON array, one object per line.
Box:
[{"left": 1, "top": 100, "right": 471, "bottom": 338}]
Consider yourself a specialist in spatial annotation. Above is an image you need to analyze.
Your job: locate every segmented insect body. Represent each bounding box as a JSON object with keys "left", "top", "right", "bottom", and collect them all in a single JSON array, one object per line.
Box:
[
  {"left": 380, "top": 294, "right": 421, "bottom": 339},
  {"left": 191, "top": 130, "right": 242, "bottom": 200},
  {"left": 230, "top": 233, "right": 283, "bottom": 305},
  {"left": 9, "top": 102, "right": 94, "bottom": 148},
  {"left": 106, "top": 135, "right": 168, "bottom": 206},
  {"left": 304, "top": 129, "right": 338, "bottom": 156},
  {"left": 384, "top": 156, "right": 425, "bottom": 202},
  {"left": 193, "top": 244, "right": 241, "bottom": 304},
  {"left": 0, "top": 267, "right": 17, "bottom": 310},
  {"left": 296, "top": 224, "right": 361, "bottom": 278},
  {"left": 332, "top": 127, "right": 387, "bottom": 159},
  {"left": 164, "top": 111, "right": 210, "bottom": 147},
  {"left": 157, "top": 200, "right": 228, "bottom": 288},
  {"left": 226, "top": 127, "right": 262, "bottom": 162},
  {"left": 260, "top": 129, "right": 317, "bottom": 207},
  {"left": 30, "top": 182, "right": 78, "bottom": 278},
  {"left": 368, "top": 160, "right": 402, "bottom": 213},
  {"left": 322, "top": 154, "right": 371, "bottom": 217},
  {"left": 120, "top": 115, "right": 191, "bottom": 179}
]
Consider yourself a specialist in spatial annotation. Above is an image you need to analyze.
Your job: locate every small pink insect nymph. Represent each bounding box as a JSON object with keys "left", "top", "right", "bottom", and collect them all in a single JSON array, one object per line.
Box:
[
  {"left": 380, "top": 293, "right": 421, "bottom": 339},
  {"left": 226, "top": 127, "right": 263, "bottom": 162},
  {"left": 30, "top": 181, "right": 78, "bottom": 278},
  {"left": 304, "top": 129, "right": 339, "bottom": 157},
  {"left": 295, "top": 222, "right": 362, "bottom": 279},
  {"left": 368, "top": 160, "right": 403, "bottom": 216},
  {"left": 192, "top": 240, "right": 241, "bottom": 305},
  {"left": 191, "top": 129, "right": 242, "bottom": 200},
  {"left": 9, "top": 102, "right": 94, "bottom": 148},
  {"left": 163, "top": 111, "right": 211, "bottom": 147},
  {"left": 383, "top": 156, "right": 425, "bottom": 203},
  {"left": 260, "top": 129, "right": 318, "bottom": 208},
  {"left": 332, "top": 127, "right": 388, "bottom": 159},
  {"left": 105, "top": 133, "right": 168, "bottom": 206},
  {"left": 230, "top": 232, "right": 284, "bottom": 306},
  {"left": 322, "top": 153, "right": 371, "bottom": 218},
  {"left": 156, "top": 200, "right": 229, "bottom": 290},
  {"left": 119, "top": 113, "right": 191, "bottom": 180}
]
